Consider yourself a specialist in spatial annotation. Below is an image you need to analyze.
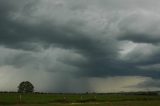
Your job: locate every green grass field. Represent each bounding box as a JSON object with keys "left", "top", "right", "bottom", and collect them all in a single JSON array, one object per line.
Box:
[
  {"left": 1, "top": 93, "right": 160, "bottom": 106},
  {"left": 6, "top": 101, "right": 160, "bottom": 106}
]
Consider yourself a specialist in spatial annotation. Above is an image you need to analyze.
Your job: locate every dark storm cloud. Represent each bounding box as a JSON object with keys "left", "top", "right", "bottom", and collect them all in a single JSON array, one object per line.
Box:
[
  {"left": 0, "top": 0, "right": 118, "bottom": 77},
  {"left": 118, "top": 33, "right": 160, "bottom": 44},
  {"left": 1, "top": 0, "right": 160, "bottom": 77},
  {"left": 129, "top": 77, "right": 160, "bottom": 91},
  {"left": 1, "top": 0, "right": 160, "bottom": 92},
  {"left": 139, "top": 79, "right": 160, "bottom": 88},
  {"left": 118, "top": 11, "right": 160, "bottom": 44}
]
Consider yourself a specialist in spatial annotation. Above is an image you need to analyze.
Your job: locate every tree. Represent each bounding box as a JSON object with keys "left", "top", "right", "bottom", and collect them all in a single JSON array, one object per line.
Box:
[{"left": 18, "top": 81, "right": 34, "bottom": 93}]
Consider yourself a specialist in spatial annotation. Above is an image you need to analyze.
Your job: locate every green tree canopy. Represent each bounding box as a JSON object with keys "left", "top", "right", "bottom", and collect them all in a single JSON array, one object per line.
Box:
[{"left": 18, "top": 81, "right": 34, "bottom": 93}]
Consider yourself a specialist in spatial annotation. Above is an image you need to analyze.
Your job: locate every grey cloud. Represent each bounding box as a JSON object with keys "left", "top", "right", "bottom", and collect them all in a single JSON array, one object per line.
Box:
[
  {"left": 118, "top": 11, "right": 160, "bottom": 44},
  {"left": 120, "top": 43, "right": 160, "bottom": 65},
  {"left": 0, "top": 0, "right": 119, "bottom": 77},
  {"left": 1, "top": 0, "right": 160, "bottom": 92},
  {"left": 130, "top": 78, "right": 160, "bottom": 91}
]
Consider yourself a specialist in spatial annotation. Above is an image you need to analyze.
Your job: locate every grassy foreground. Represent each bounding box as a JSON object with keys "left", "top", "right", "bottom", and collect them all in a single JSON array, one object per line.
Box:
[
  {"left": 0, "top": 92, "right": 160, "bottom": 106},
  {"left": 6, "top": 101, "right": 160, "bottom": 106}
]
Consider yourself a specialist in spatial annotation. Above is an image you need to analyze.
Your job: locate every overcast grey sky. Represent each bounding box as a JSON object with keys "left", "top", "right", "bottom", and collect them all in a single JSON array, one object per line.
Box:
[{"left": 0, "top": 0, "right": 160, "bottom": 92}]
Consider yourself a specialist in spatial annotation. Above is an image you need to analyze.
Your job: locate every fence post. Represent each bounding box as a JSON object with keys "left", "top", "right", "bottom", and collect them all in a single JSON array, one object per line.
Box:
[{"left": 19, "top": 94, "right": 22, "bottom": 102}]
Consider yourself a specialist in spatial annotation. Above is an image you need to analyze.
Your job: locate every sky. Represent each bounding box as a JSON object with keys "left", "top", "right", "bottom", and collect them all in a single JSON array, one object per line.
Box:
[{"left": 1, "top": 0, "right": 160, "bottom": 93}]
